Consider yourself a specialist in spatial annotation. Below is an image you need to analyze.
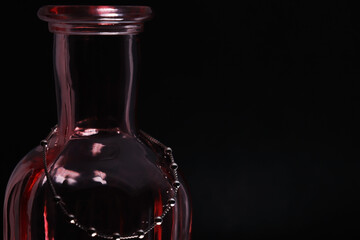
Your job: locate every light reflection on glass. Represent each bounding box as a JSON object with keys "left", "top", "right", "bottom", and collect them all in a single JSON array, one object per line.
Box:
[
  {"left": 74, "top": 127, "right": 99, "bottom": 136},
  {"left": 93, "top": 170, "right": 107, "bottom": 184},
  {"left": 91, "top": 143, "right": 105, "bottom": 156},
  {"left": 53, "top": 167, "right": 80, "bottom": 185}
]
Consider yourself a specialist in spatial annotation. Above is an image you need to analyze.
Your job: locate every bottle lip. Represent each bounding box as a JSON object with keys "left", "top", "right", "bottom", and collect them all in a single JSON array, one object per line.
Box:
[
  {"left": 38, "top": 5, "right": 152, "bottom": 23},
  {"left": 38, "top": 5, "right": 152, "bottom": 35}
]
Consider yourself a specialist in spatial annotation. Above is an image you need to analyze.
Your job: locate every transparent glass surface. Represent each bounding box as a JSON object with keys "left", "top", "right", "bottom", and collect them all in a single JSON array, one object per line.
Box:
[{"left": 3, "top": 5, "right": 192, "bottom": 240}]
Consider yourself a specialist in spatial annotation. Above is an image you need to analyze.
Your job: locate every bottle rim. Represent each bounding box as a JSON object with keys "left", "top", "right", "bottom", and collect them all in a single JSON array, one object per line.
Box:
[
  {"left": 38, "top": 5, "right": 152, "bottom": 23},
  {"left": 38, "top": 5, "right": 152, "bottom": 35}
]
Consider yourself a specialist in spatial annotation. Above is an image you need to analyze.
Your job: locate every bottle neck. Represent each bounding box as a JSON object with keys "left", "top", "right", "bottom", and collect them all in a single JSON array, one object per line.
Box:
[{"left": 54, "top": 34, "right": 139, "bottom": 140}]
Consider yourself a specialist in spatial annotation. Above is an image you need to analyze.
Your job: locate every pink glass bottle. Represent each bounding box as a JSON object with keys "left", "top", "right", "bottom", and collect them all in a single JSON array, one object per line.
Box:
[{"left": 3, "top": 5, "right": 192, "bottom": 240}]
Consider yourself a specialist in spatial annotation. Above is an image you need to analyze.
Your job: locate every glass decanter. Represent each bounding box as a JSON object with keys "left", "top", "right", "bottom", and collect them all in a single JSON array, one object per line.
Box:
[{"left": 3, "top": 5, "right": 192, "bottom": 240}]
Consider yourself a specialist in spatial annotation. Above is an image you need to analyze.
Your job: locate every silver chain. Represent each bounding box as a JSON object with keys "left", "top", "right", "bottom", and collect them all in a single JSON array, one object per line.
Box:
[{"left": 41, "top": 126, "right": 181, "bottom": 240}]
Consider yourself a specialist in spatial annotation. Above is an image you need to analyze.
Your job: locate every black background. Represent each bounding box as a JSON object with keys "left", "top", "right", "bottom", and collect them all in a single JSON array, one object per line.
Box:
[{"left": 1, "top": 0, "right": 359, "bottom": 239}]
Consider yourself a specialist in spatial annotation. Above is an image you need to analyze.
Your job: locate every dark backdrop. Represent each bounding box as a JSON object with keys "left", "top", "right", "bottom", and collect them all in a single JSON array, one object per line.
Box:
[{"left": 1, "top": 1, "right": 359, "bottom": 239}]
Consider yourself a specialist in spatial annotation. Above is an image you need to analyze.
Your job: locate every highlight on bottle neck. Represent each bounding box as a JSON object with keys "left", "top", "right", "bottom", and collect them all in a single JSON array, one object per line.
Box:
[{"left": 37, "top": 5, "right": 152, "bottom": 35}]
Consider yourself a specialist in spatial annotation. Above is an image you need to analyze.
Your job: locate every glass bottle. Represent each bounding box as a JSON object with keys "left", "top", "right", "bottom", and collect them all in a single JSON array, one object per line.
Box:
[{"left": 3, "top": 5, "right": 192, "bottom": 240}]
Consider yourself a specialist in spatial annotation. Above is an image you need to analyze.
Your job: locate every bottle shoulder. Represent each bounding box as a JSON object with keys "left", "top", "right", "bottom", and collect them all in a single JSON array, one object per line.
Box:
[
  {"left": 49, "top": 135, "right": 171, "bottom": 192},
  {"left": 4, "top": 142, "right": 64, "bottom": 202},
  {"left": 5, "top": 146, "right": 43, "bottom": 191}
]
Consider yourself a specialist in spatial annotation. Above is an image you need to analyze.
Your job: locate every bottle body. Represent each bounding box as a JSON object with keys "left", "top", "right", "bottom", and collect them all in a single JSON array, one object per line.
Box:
[{"left": 4, "top": 130, "right": 192, "bottom": 240}]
